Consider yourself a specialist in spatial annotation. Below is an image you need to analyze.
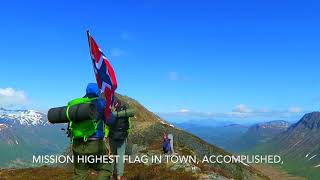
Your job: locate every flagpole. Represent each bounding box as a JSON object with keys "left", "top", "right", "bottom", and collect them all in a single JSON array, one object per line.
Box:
[
  {"left": 86, "top": 30, "right": 95, "bottom": 77},
  {"left": 86, "top": 30, "right": 91, "bottom": 54},
  {"left": 86, "top": 30, "right": 98, "bottom": 89}
]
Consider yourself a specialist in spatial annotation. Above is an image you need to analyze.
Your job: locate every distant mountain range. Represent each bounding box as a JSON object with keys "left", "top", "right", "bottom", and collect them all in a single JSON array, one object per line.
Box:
[
  {"left": 0, "top": 108, "right": 48, "bottom": 126},
  {"left": 252, "top": 112, "right": 320, "bottom": 179},
  {"left": 231, "top": 120, "right": 290, "bottom": 152},
  {"left": 0, "top": 108, "right": 68, "bottom": 168},
  {"left": 248, "top": 120, "right": 289, "bottom": 135},
  {"left": 174, "top": 120, "right": 290, "bottom": 153},
  {"left": 174, "top": 122, "right": 249, "bottom": 152},
  {"left": 175, "top": 116, "right": 320, "bottom": 179},
  {"left": 174, "top": 119, "right": 234, "bottom": 128}
]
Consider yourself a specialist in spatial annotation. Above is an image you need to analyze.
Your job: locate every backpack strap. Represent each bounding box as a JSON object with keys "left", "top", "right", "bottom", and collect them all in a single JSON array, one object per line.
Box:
[
  {"left": 128, "top": 117, "right": 133, "bottom": 134},
  {"left": 104, "top": 123, "right": 110, "bottom": 138},
  {"left": 88, "top": 97, "right": 99, "bottom": 101}
]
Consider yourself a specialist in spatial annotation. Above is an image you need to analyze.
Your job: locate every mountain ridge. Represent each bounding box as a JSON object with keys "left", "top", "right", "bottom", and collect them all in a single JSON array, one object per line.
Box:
[
  {"left": 0, "top": 108, "right": 47, "bottom": 126},
  {"left": 250, "top": 112, "right": 320, "bottom": 179},
  {"left": 114, "top": 95, "right": 268, "bottom": 179},
  {"left": 0, "top": 108, "right": 68, "bottom": 168}
]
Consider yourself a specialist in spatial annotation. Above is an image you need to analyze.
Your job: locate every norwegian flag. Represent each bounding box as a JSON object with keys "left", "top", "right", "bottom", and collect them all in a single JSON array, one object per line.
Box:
[{"left": 87, "top": 31, "right": 118, "bottom": 120}]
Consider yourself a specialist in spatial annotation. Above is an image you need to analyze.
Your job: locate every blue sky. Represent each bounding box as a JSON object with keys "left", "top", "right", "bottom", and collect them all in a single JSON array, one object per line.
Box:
[{"left": 0, "top": 0, "right": 320, "bottom": 123}]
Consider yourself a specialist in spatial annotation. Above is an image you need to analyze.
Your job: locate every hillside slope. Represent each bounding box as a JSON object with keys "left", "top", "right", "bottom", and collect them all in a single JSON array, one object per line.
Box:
[
  {"left": 0, "top": 109, "right": 68, "bottom": 167},
  {"left": 233, "top": 120, "right": 289, "bottom": 152},
  {"left": 252, "top": 112, "right": 320, "bottom": 179},
  {"left": 116, "top": 95, "right": 268, "bottom": 180},
  {"left": 174, "top": 123, "right": 249, "bottom": 152}
]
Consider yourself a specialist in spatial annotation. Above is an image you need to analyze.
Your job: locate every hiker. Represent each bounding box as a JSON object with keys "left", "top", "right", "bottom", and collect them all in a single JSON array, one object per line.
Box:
[
  {"left": 168, "top": 134, "right": 175, "bottom": 154},
  {"left": 72, "top": 83, "right": 112, "bottom": 180},
  {"left": 163, "top": 133, "right": 172, "bottom": 154},
  {"left": 108, "top": 98, "right": 132, "bottom": 180}
]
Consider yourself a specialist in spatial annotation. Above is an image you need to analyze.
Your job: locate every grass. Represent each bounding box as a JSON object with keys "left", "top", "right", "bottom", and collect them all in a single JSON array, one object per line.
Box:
[
  {"left": 125, "top": 163, "right": 197, "bottom": 180},
  {"left": 0, "top": 163, "right": 198, "bottom": 180},
  {"left": 195, "top": 162, "right": 233, "bottom": 179},
  {"left": 0, "top": 166, "right": 73, "bottom": 180},
  {"left": 248, "top": 143, "right": 320, "bottom": 180}
]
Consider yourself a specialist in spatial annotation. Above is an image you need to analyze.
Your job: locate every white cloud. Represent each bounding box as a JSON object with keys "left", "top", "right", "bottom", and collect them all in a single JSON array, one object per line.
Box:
[
  {"left": 110, "top": 48, "right": 125, "bottom": 57},
  {"left": 232, "top": 104, "right": 253, "bottom": 113},
  {"left": 0, "top": 88, "right": 27, "bottom": 107},
  {"left": 159, "top": 104, "right": 306, "bottom": 121},
  {"left": 179, "top": 109, "right": 190, "bottom": 113},
  {"left": 288, "top": 107, "right": 302, "bottom": 113}
]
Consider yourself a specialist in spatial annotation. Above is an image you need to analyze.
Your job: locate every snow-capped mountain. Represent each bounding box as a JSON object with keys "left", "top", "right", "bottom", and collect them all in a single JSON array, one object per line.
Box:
[
  {"left": 0, "top": 108, "right": 48, "bottom": 126},
  {"left": 0, "top": 108, "right": 68, "bottom": 168}
]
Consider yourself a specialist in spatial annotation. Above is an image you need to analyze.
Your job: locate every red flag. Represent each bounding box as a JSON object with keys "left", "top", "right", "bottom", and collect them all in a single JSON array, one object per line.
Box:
[{"left": 87, "top": 31, "right": 117, "bottom": 120}]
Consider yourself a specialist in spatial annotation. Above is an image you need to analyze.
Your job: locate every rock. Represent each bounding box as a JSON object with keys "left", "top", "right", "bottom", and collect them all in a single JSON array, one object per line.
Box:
[{"left": 199, "top": 172, "right": 232, "bottom": 180}]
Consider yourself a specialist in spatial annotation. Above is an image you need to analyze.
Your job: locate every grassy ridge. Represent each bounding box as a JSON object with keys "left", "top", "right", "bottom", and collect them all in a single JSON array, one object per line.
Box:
[{"left": 0, "top": 164, "right": 198, "bottom": 180}]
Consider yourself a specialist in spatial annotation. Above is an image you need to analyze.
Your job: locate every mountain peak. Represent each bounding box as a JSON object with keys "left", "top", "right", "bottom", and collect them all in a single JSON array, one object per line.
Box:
[
  {"left": 224, "top": 123, "right": 248, "bottom": 128},
  {"left": 293, "top": 112, "right": 320, "bottom": 130},
  {"left": 0, "top": 108, "right": 47, "bottom": 126},
  {"left": 253, "top": 120, "right": 289, "bottom": 130}
]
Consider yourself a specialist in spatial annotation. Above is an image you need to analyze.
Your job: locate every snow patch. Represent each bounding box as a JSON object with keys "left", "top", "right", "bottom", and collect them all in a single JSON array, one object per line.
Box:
[
  {"left": 309, "top": 155, "right": 317, "bottom": 160},
  {"left": 0, "top": 108, "right": 47, "bottom": 126},
  {"left": 306, "top": 153, "right": 310, "bottom": 158},
  {"left": 159, "top": 119, "right": 175, "bottom": 127}
]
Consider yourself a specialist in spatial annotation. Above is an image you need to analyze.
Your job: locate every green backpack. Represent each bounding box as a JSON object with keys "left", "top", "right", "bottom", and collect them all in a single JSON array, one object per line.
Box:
[{"left": 66, "top": 97, "right": 100, "bottom": 142}]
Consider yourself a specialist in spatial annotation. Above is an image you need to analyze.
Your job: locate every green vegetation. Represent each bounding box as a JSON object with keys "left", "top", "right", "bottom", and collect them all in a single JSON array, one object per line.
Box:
[{"left": 0, "top": 164, "right": 198, "bottom": 180}]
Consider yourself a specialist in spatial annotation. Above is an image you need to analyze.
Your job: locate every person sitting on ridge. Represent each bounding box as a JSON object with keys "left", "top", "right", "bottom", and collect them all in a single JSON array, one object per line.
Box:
[{"left": 163, "top": 132, "right": 172, "bottom": 154}]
